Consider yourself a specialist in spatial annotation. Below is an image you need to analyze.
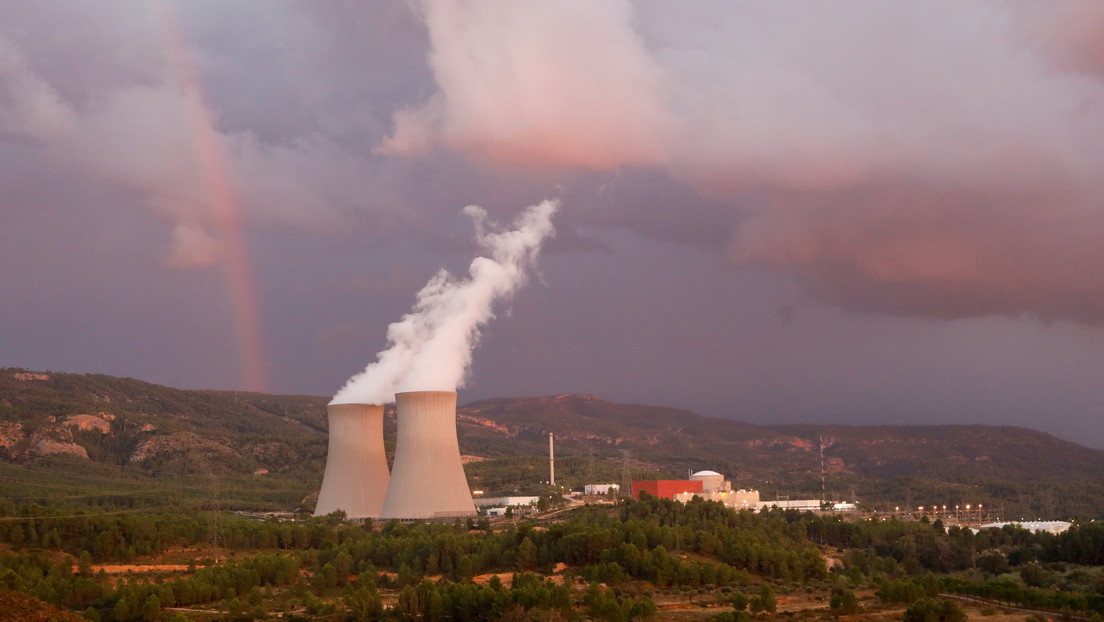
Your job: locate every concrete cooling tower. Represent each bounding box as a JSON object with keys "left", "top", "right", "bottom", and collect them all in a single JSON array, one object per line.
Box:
[
  {"left": 314, "top": 403, "right": 390, "bottom": 519},
  {"left": 380, "top": 391, "right": 477, "bottom": 520}
]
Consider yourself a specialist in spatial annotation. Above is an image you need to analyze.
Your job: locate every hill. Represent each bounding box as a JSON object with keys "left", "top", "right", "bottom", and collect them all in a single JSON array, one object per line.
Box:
[
  {"left": 455, "top": 395, "right": 1104, "bottom": 519},
  {"left": 2, "top": 368, "right": 1103, "bottom": 518}
]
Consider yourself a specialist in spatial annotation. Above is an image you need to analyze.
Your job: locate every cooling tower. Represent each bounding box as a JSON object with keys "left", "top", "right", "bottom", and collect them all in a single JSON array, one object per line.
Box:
[
  {"left": 314, "top": 403, "right": 390, "bottom": 519},
  {"left": 380, "top": 391, "right": 477, "bottom": 520}
]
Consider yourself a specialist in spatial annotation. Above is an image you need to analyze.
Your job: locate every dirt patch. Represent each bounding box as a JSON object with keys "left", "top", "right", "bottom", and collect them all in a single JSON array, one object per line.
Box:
[
  {"left": 471, "top": 572, "right": 515, "bottom": 587},
  {"left": 87, "top": 564, "right": 193, "bottom": 574}
]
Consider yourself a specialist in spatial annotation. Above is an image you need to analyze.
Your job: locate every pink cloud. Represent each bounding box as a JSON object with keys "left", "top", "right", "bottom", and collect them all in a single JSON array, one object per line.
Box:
[
  {"left": 384, "top": 1, "right": 1104, "bottom": 324},
  {"left": 379, "top": 0, "right": 670, "bottom": 170}
]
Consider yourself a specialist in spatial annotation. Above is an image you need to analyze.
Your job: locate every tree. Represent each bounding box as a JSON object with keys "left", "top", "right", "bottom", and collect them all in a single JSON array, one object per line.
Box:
[
  {"left": 142, "top": 594, "right": 161, "bottom": 622},
  {"left": 829, "top": 588, "right": 859, "bottom": 616},
  {"left": 517, "top": 537, "right": 538, "bottom": 570},
  {"left": 114, "top": 596, "right": 133, "bottom": 621},
  {"left": 345, "top": 585, "right": 384, "bottom": 621},
  {"left": 322, "top": 510, "right": 346, "bottom": 526},
  {"left": 976, "top": 550, "right": 1009, "bottom": 575},
  {"left": 397, "top": 584, "right": 423, "bottom": 620},
  {"left": 749, "top": 584, "right": 776, "bottom": 614},
  {"left": 903, "top": 598, "right": 967, "bottom": 622},
  {"left": 1019, "top": 561, "right": 1055, "bottom": 588},
  {"left": 77, "top": 550, "right": 93, "bottom": 577}
]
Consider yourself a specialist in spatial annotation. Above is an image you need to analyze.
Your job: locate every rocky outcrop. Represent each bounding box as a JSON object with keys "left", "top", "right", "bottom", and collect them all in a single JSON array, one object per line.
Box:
[
  {"left": 129, "top": 432, "right": 236, "bottom": 464},
  {"left": 64, "top": 414, "right": 112, "bottom": 433},
  {"left": 0, "top": 421, "right": 24, "bottom": 449},
  {"left": 28, "top": 430, "right": 88, "bottom": 459},
  {"left": 11, "top": 372, "right": 50, "bottom": 381},
  {"left": 458, "top": 414, "right": 517, "bottom": 437}
]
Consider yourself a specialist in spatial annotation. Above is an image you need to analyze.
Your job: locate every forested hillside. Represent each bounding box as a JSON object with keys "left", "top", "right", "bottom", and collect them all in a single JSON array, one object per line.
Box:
[
  {"left": 3, "top": 369, "right": 1104, "bottom": 519},
  {"left": 2, "top": 496, "right": 1104, "bottom": 620}
]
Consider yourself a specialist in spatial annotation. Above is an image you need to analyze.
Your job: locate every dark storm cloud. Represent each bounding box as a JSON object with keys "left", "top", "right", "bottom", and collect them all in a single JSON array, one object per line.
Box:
[{"left": 730, "top": 182, "right": 1104, "bottom": 324}]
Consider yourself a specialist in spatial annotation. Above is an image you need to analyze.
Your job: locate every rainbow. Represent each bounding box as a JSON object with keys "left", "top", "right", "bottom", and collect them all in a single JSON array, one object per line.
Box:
[{"left": 158, "top": 3, "right": 268, "bottom": 392}]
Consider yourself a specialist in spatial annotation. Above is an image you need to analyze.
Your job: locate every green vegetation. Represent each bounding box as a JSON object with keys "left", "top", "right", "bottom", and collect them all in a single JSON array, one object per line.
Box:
[
  {"left": 902, "top": 598, "right": 967, "bottom": 622},
  {"left": 0, "top": 495, "right": 1100, "bottom": 620},
  {"left": 4, "top": 369, "right": 1104, "bottom": 619},
  {"left": 5, "top": 368, "right": 1104, "bottom": 520}
]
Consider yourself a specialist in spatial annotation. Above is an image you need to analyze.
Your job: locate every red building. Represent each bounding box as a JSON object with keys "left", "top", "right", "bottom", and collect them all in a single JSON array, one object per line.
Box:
[{"left": 632, "top": 480, "right": 703, "bottom": 500}]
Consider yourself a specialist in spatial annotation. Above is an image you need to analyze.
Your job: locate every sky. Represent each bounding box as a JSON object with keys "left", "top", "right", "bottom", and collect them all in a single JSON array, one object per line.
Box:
[{"left": 3, "top": 1, "right": 1104, "bottom": 448}]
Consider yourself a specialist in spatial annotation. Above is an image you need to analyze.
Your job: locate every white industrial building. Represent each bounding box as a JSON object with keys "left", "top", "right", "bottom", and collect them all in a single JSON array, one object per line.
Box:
[
  {"left": 672, "top": 470, "right": 761, "bottom": 510},
  {"left": 977, "top": 521, "right": 1072, "bottom": 534},
  {"left": 584, "top": 484, "right": 620, "bottom": 495},
  {"left": 691, "top": 470, "right": 729, "bottom": 493},
  {"left": 473, "top": 496, "right": 540, "bottom": 508},
  {"left": 755, "top": 499, "right": 855, "bottom": 512},
  {"left": 663, "top": 471, "right": 857, "bottom": 513},
  {"left": 674, "top": 488, "right": 761, "bottom": 509}
]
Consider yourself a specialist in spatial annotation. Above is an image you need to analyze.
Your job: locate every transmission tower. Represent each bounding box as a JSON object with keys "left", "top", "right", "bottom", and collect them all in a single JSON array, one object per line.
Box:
[
  {"left": 204, "top": 459, "right": 224, "bottom": 562},
  {"left": 620, "top": 449, "right": 632, "bottom": 498}
]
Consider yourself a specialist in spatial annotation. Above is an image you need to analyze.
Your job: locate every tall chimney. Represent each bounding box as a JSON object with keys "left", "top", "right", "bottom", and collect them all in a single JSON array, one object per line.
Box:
[
  {"left": 380, "top": 391, "right": 476, "bottom": 520},
  {"left": 549, "top": 432, "right": 555, "bottom": 487},
  {"left": 314, "top": 403, "right": 390, "bottom": 518}
]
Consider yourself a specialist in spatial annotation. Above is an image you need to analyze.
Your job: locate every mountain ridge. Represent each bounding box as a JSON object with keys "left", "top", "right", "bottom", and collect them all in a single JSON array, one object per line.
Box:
[{"left": 2, "top": 368, "right": 1102, "bottom": 518}]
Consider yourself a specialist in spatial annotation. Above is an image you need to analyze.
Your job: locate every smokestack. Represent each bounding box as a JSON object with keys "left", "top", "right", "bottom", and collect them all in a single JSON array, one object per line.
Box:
[
  {"left": 379, "top": 391, "right": 476, "bottom": 520},
  {"left": 314, "top": 403, "right": 390, "bottom": 519},
  {"left": 549, "top": 432, "right": 555, "bottom": 487}
]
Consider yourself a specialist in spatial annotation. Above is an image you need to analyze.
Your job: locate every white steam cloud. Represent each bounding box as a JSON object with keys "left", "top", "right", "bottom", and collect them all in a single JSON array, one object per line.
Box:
[{"left": 330, "top": 199, "right": 557, "bottom": 405}]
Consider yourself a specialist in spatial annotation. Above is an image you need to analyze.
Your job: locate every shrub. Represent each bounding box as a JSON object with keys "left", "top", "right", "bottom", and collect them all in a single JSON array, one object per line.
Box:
[{"left": 903, "top": 598, "right": 967, "bottom": 622}]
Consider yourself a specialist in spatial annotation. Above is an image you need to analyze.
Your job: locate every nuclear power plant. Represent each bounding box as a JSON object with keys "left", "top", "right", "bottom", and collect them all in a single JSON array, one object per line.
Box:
[
  {"left": 315, "top": 391, "right": 476, "bottom": 521},
  {"left": 314, "top": 403, "right": 391, "bottom": 519}
]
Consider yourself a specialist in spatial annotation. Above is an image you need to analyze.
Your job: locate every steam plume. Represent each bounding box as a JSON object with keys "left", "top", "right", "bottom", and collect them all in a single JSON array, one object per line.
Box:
[{"left": 330, "top": 200, "right": 557, "bottom": 405}]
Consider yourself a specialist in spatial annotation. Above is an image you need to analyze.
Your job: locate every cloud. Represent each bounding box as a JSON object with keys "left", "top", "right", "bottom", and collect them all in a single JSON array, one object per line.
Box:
[
  {"left": 1, "top": 3, "right": 410, "bottom": 267},
  {"left": 384, "top": 1, "right": 1104, "bottom": 324},
  {"left": 7, "top": 1, "right": 1104, "bottom": 325},
  {"left": 0, "top": 34, "right": 74, "bottom": 139},
  {"left": 1031, "top": 1, "right": 1104, "bottom": 78},
  {"left": 730, "top": 184, "right": 1104, "bottom": 323},
  {"left": 167, "top": 222, "right": 221, "bottom": 268},
  {"left": 379, "top": 0, "right": 670, "bottom": 169}
]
